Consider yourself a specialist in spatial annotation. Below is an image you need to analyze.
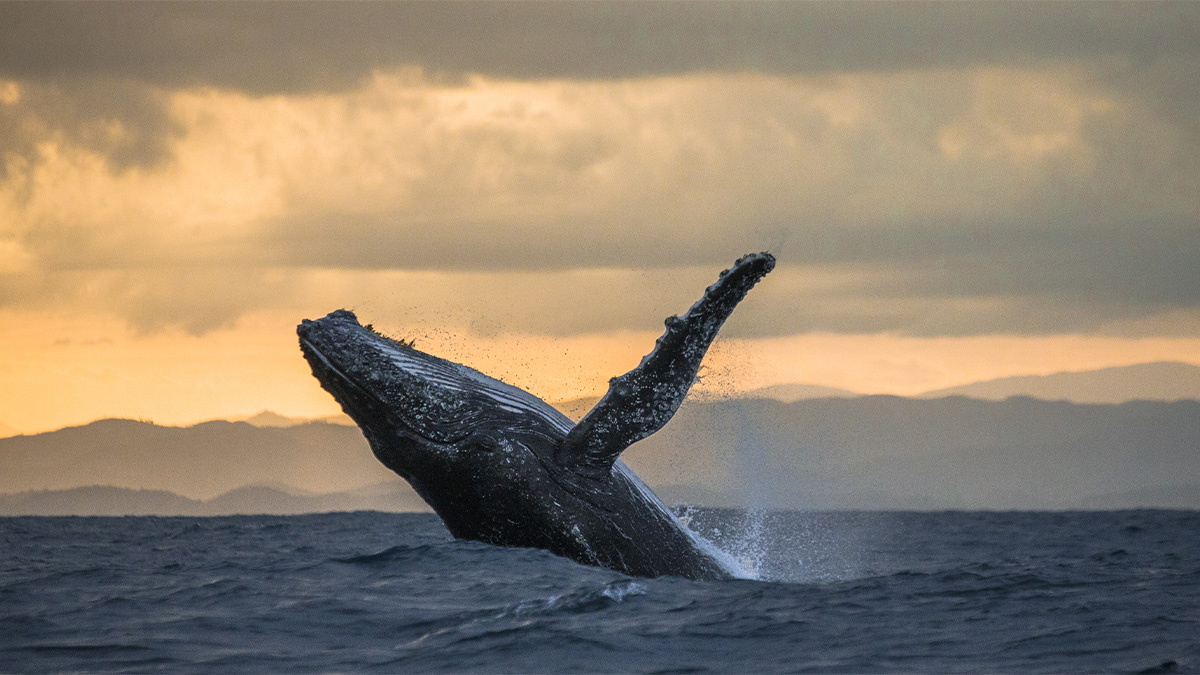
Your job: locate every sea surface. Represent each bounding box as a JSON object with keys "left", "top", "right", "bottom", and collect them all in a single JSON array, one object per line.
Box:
[{"left": 1, "top": 510, "right": 1197, "bottom": 673}]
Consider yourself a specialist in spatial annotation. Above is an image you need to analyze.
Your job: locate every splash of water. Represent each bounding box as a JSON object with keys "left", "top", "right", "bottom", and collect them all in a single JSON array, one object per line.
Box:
[
  {"left": 727, "top": 507, "right": 768, "bottom": 579},
  {"left": 676, "top": 507, "right": 870, "bottom": 583},
  {"left": 671, "top": 502, "right": 759, "bottom": 580}
]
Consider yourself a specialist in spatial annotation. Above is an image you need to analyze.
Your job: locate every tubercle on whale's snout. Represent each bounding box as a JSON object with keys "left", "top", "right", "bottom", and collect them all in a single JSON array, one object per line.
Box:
[
  {"left": 297, "top": 311, "right": 365, "bottom": 349},
  {"left": 298, "top": 309, "right": 360, "bottom": 330}
]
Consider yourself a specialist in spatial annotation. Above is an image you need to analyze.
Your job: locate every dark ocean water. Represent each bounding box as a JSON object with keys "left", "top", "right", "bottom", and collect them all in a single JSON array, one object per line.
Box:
[{"left": 1, "top": 510, "right": 1197, "bottom": 673}]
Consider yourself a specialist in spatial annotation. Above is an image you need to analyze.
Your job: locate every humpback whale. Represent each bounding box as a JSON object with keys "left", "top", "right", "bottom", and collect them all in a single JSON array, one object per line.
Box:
[{"left": 298, "top": 252, "right": 774, "bottom": 580}]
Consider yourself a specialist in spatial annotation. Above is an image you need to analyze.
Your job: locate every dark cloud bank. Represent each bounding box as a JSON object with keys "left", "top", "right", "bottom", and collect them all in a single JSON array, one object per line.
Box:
[{"left": 4, "top": 2, "right": 1199, "bottom": 89}]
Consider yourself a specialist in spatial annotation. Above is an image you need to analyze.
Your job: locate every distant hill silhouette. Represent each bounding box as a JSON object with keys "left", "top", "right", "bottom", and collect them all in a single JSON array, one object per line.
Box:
[
  {"left": 208, "top": 361, "right": 1200, "bottom": 433},
  {"left": 0, "top": 482, "right": 430, "bottom": 516},
  {"left": 623, "top": 396, "right": 1200, "bottom": 510},
  {"left": 3, "top": 395, "right": 1198, "bottom": 513},
  {"left": 550, "top": 397, "right": 601, "bottom": 422},
  {"left": 919, "top": 361, "right": 1200, "bottom": 403},
  {"left": 1072, "top": 482, "right": 1200, "bottom": 510},
  {"left": 240, "top": 410, "right": 305, "bottom": 427},
  {"left": 550, "top": 382, "right": 859, "bottom": 420},
  {"left": 0, "top": 419, "right": 394, "bottom": 499},
  {"left": 742, "top": 383, "right": 858, "bottom": 402},
  {"left": 0, "top": 421, "right": 19, "bottom": 439},
  {"left": 237, "top": 410, "right": 354, "bottom": 427},
  {"left": 0, "top": 486, "right": 199, "bottom": 516}
]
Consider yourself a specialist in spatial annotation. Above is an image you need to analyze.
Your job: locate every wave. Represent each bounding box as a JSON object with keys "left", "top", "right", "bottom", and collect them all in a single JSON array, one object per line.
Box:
[
  {"left": 4, "top": 511, "right": 1197, "bottom": 673},
  {"left": 333, "top": 544, "right": 436, "bottom": 566}
]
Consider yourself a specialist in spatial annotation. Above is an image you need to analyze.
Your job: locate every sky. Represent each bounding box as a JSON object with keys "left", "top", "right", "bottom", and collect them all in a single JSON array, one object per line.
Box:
[{"left": 2, "top": 2, "right": 1199, "bottom": 434}]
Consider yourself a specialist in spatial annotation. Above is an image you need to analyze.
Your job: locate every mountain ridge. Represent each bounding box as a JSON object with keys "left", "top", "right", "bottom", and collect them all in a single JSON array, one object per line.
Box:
[
  {"left": 0, "top": 419, "right": 395, "bottom": 500},
  {"left": 0, "top": 482, "right": 430, "bottom": 516},
  {"left": 918, "top": 361, "right": 1200, "bottom": 403},
  {"left": 0, "top": 421, "right": 20, "bottom": 439},
  {"left": 80, "top": 361, "right": 1191, "bottom": 435},
  {"left": 4, "top": 396, "right": 1197, "bottom": 512}
]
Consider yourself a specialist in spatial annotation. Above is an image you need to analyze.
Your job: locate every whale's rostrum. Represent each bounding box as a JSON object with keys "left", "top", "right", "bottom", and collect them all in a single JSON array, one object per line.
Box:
[{"left": 298, "top": 252, "right": 775, "bottom": 580}]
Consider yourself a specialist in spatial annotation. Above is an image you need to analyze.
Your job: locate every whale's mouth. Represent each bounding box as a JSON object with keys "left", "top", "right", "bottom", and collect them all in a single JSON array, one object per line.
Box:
[
  {"left": 297, "top": 312, "right": 441, "bottom": 439},
  {"left": 298, "top": 333, "right": 404, "bottom": 440},
  {"left": 299, "top": 337, "right": 370, "bottom": 402}
]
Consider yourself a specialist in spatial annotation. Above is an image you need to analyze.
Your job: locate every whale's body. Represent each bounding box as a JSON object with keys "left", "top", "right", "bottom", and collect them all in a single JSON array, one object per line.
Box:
[{"left": 299, "top": 253, "right": 774, "bottom": 580}]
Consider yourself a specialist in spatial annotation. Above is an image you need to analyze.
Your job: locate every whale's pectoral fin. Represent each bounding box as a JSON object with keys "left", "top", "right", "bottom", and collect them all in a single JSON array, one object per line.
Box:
[{"left": 555, "top": 252, "right": 776, "bottom": 478}]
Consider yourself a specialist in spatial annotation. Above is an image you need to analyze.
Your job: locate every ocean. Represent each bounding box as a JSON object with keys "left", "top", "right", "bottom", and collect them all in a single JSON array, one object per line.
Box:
[{"left": 1, "top": 510, "right": 1196, "bottom": 673}]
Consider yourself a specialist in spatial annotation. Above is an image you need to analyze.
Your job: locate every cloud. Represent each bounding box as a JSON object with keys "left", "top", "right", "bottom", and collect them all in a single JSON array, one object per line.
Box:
[
  {"left": 0, "top": 78, "right": 180, "bottom": 180},
  {"left": 0, "top": 7, "right": 1197, "bottom": 338},
  {"left": 3, "top": 3, "right": 1199, "bottom": 89}
]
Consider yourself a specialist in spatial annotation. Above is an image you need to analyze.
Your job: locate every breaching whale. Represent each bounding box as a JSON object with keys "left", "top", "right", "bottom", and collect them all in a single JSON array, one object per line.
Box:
[{"left": 298, "top": 252, "right": 775, "bottom": 580}]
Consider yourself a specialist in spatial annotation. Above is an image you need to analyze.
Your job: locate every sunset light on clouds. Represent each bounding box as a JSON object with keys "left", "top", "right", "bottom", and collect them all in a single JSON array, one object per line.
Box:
[{"left": 2, "top": 3, "right": 1199, "bottom": 433}]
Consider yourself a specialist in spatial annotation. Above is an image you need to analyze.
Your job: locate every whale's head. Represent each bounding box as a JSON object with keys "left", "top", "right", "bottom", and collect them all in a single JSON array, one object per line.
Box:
[{"left": 297, "top": 310, "right": 575, "bottom": 523}]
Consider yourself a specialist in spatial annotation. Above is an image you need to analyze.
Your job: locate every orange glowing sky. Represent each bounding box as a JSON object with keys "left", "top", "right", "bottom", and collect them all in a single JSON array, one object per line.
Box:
[{"left": 2, "top": 3, "right": 1199, "bottom": 434}]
